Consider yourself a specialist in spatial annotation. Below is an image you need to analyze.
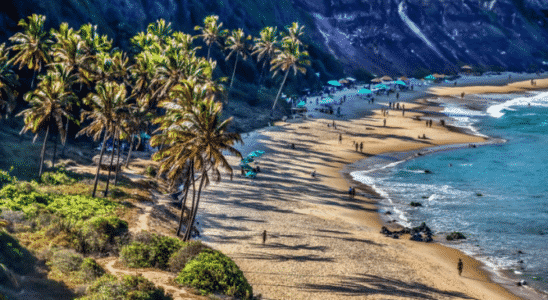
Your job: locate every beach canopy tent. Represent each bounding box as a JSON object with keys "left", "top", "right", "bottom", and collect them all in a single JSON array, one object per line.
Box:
[
  {"left": 357, "top": 88, "right": 372, "bottom": 94},
  {"left": 296, "top": 100, "right": 306, "bottom": 108},
  {"left": 371, "top": 78, "right": 383, "bottom": 83},
  {"left": 319, "top": 98, "right": 334, "bottom": 105},
  {"left": 398, "top": 76, "right": 409, "bottom": 81},
  {"left": 395, "top": 80, "right": 407, "bottom": 86},
  {"left": 432, "top": 73, "right": 446, "bottom": 79},
  {"left": 374, "top": 84, "right": 389, "bottom": 89},
  {"left": 461, "top": 65, "right": 472, "bottom": 70},
  {"left": 328, "top": 80, "right": 342, "bottom": 87},
  {"left": 339, "top": 79, "right": 349, "bottom": 84},
  {"left": 424, "top": 75, "right": 436, "bottom": 81},
  {"left": 346, "top": 77, "right": 356, "bottom": 81},
  {"left": 380, "top": 76, "right": 393, "bottom": 81}
]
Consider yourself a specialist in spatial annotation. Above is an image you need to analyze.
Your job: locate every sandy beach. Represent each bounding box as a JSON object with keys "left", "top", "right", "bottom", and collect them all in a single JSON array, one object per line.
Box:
[{"left": 177, "top": 73, "right": 548, "bottom": 300}]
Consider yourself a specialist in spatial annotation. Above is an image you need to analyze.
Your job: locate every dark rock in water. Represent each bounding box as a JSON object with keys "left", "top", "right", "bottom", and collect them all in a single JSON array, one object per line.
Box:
[
  {"left": 518, "top": 260, "right": 524, "bottom": 264},
  {"left": 410, "top": 233, "right": 423, "bottom": 242},
  {"left": 517, "top": 280, "right": 527, "bottom": 286},
  {"left": 517, "top": 250, "right": 525, "bottom": 254},
  {"left": 392, "top": 234, "right": 399, "bottom": 239},
  {"left": 446, "top": 231, "right": 466, "bottom": 241},
  {"left": 410, "top": 201, "right": 422, "bottom": 207},
  {"left": 424, "top": 233, "right": 434, "bottom": 242},
  {"left": 424, "top": 169, "right": 432, "bottom": 174},
  {"left": 384, "top": 211, "right": 392, "bottom": 215}
]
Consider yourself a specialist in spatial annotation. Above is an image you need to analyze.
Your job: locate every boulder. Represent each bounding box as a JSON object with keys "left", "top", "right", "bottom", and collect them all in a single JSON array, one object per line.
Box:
[
  {"left": 446, "top": 232, "right": 466, "bottom": 241},
  {"left": 410, "top": 202, "right": 422, "bottom": 207},
  {"left": 92, "top": 154, "right": 125, "bottom": 170}
]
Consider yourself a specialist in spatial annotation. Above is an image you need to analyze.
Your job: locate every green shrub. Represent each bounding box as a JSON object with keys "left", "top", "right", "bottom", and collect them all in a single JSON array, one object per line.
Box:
[
  {"left": 0, "top": 231, "right": 35, "bottom": 274},
  {"left": 145, "top": 166, "right": 157, "bottom": 177},
  {"left": 49, "top": 249, "right": 84, "bottom": 274},
  {"left": 175, "top": 249, "right": 252, "bottom": 299},
  {"left": 71, "top": 216, "right": 128, "bottom": 254},
  {"left": 0, "top": 169, "right": 15, "bottom": 187},
  {"left": 168, "top": 241, "right": 210, "bottom": 272},
  {"left": 79, "top": 274, "right": 172, "bottom": 300},
  {"left": 80, "top": 258, "right": 105, "bottom": 282},
  {"left": 120, "top": 232, "right": 184, "bottom": 270},
  {"left": 40, "top": 167, "right": 79, "bottom": 185}
]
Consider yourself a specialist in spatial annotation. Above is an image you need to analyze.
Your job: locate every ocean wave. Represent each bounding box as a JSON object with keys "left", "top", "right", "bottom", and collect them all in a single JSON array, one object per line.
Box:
[
  {"left": 487, "top": 91, "right": 548, "bottom": 118},
  {"left": 441, "top": 105, "right": 489, "bottom": 138}
]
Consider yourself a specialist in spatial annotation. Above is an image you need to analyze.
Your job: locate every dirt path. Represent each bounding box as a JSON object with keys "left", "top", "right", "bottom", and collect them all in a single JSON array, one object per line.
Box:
[{"left": 97, "top": 257, "right": 206, "bottom": 300}]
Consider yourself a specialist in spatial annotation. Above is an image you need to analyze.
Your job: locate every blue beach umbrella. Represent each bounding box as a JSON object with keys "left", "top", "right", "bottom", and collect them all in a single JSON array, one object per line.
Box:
[
  {"left": 395, "top": 80, "right": 407, "bottom": 86},
  {"left": 327, "top": 80, "right": 342, "bottom": 87},
  {"left": 296, "top": 101, "right": 306, "bottom": 108},
  {"left": 375, "top": 84, "right": 388, "bottom": 89},
  {"left": 357, "top": 88, "right": 372, "bottom": 94},
  {"left": 424, "top": 75, "right": 435, "bottom": 81}
]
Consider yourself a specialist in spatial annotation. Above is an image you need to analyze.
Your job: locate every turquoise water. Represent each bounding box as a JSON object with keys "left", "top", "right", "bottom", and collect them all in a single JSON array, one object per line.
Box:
[{"left": 352, "top": 91, "right": 548, "bottom": 294}]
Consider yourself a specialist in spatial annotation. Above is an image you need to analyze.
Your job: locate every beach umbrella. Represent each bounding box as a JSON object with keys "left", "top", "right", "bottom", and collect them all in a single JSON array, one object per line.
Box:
[
  {"left": 395, "top": 80, "right": 407, "bottom": 86},
  {"left": 398, "top": 76, "right": 409, "bottom": 81},
  {"left": 339, "top": 79, "right": 349, "bottom": 84},
  {"left": 380, "top": 76, "right": 393, "bottom": 81},
  {"left": 357, "top": 88, "right": 372, "bottom": 94},
  {"left": 296, "top": 100, "right": 306, "bottom": 108},
  {"left": 250, "top": 151, "right": 264, "bottom": 157},
  {"left": 371, "top": 78, "right": 382, "bottom": 83},
  {"left": 374, "top": 84, "right": 388, "bottom": 89},
  {"left": 424, "top": 75, "right": 435, "bottom": 81},
  {"left": 328, "top": 80, "right": 342, "bottom": 87},
  {"left": 346, "top": 77, "right": 356, "bottom": 81},
  {"left": 433, "top": 73, "right": 446, "bottom": 79},
  {"left": 461, "top": 65, "right": 472, "bottom": 70}
]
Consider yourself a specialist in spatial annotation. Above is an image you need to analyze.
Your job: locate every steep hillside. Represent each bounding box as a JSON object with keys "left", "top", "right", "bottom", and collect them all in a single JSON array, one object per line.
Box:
[{"left": 1, "top": 0, "right": 548, "bottom": 76}]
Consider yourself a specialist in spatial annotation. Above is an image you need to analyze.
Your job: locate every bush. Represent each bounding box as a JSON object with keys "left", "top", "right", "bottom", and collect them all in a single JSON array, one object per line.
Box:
[
  {"left": 49, "top": 249, "right": 84, "bottom": 274},
  {"left": 120, "top": 232, "right": 184, "bottom": 270},
  {"left": 79, "top": 274, "right": 172, "bottom": 300},
  {"left": 80, "top": 258, "right": 105, "bottom": 282},
  {"left": 40, "top": 167, "right": 79, "bottom": 185},
  {"left": 175, "top": 249, "right": 252, "bottom": 299},
  {"left": 71, "top": 216, "right": 128, "bottom": 254},
  {"left": 145, "top": 166, "right": 157, "bottom": 177},
  {"left": 168, "top": 241, "right": 210, "bottom": 272},
  {"left": 0, "top": 231, "right": 35, "bottom": 274},
  {"left": 446, "top": 232, "right": 466, "bottom": 241},
  {"left": 0, "top": 169, "right": 15, "bottom": 187}
]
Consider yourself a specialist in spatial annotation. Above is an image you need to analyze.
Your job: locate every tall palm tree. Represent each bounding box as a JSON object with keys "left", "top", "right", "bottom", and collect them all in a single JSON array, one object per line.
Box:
[
  {"left": 8, "top": 14, "right": 52, "bottom": 87},
  {"left": 77, "top": 81, "right": 126, "bottom": 197},
  {"left": 284, "top": 22, "right": 305, "bottom": 46},
  {"left": 270, "top": 38, "right": 310, "bottom": 112},
  {"left": 16, "top": 70, "right": 77, "bottom": 177},
  {"left": 252, "top": 27, "right": 279, "bottom": 85},
  {"left": 0, "top": 43, "right": 20, "bottom": 119},
  {"left": 225, "top": 29, "right": 251, "bottom": 92},
  {"left": 151, "top": 95, "right": 242, "bottom": 240},
  {"left": 194, "top": 15, "right": 228, "bottom": 61}
]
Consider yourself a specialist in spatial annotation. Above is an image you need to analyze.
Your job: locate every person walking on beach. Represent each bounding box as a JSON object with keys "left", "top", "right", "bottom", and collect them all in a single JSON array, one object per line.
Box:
[
  {"left": 360, "top": 142, "right": 363, "bottom": 152},
  {"left": 355, "top": 143, "right": 359, "bottom": 151},
  {"left": 383, "top": 119, "right": 387, "bottom": 127},
  {"left": 262, "top": 230, "right": 267, "bottom": 244},
  {"left": 458, "top": 258, "right": 463, "bottom": 276},
  {"left": 339, "top": 133, "right": 342, "bottom": 144}
]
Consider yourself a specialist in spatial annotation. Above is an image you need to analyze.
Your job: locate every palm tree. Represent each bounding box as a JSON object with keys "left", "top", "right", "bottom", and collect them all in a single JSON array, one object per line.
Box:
[
  {"left": 284, "top": 22, "right": 305, "bottom": 46},
  {"left": 16, "top": 70, "right": 77, "bottom": 177},
  {"left": 194, "top": 15, "right": 228, "bottom": 61},
  {"left": 270, "top": 38, "right": 310, "bottom": 112},
  {"left": 8, "top": 14, "right": 52, "bottom": 87},
  {"left": 225, "top": 29, "right": 251, "bottom": 93},
  {"left": 252, "top": 27, "right": 279, "bottom": 84},
  {"left": 0, "top": 43, "right": 20, "bottom": 119},
  {"left": 77, "top": 81, "right": 126, "bottom": 197},
  {"left": 151, "top": 93, "right": 242, "bottom": 240}
]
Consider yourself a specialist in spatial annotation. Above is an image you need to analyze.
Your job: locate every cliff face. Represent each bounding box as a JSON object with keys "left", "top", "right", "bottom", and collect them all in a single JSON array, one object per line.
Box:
[
  {"left": 294, "top": 0, "right": 548, "bottom": 74},
  {"left": 1, "top": 0, "right": 548, "bottom": 76}
]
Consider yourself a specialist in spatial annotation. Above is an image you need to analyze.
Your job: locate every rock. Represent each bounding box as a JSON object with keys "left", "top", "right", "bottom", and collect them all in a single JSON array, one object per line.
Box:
[
  {"left": 410, "top": 202, "right": 422, "bottom": 207},
  {"left": 446, "top": 232, "right": 466, "bottom": 241},
  {"left": 517, "top": 250, "right": 525, "bottom": 254},
  {"left": 384, "top": 211, "right": 392, "bottom": 215},
  {"left": 424, "top": 169, "right": 432, "bottom": 174},
  {"left": 410, "top": 233, "right": 423, "bottom": 242},
  {"left": 517, "top": 280, "right": 527, "bottom": 286}
]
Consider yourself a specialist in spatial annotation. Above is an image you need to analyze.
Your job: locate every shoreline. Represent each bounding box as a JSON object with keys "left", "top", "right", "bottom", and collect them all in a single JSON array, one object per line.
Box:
[
  {"left": 196, "top": 73, "right": 548, "bottom": 299},
  {"left": 339, "top": 81, "right": 548, "bottom": 299}
]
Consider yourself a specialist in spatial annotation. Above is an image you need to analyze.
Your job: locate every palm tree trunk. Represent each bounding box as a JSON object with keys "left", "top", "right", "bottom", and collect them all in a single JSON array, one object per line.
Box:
[
  {"left": 113, "top": 132, "right": 123, "bottom": 187},
  {"left": 38, "top": 125, "right": 50, "bottom": 178},
  {"left": 183, "top": 170, "right": 205, "bottom": 242},
  {"left": 103, "top": 129, "right": 118, "bottom": 197},
  {"left": 183, "top": 165, "right": 198, "bottom": 241},
  {"left": 61, "top": 118, "right": 69, "bottom": 157},
  {"left": 125, "top": 134, "right": 135, "bottom": 168},
  {"left": 51, "top": 134, "right": 58, "bottom": 168},
  {"left": 271, "top": 68, "right": 290, "bottom": 112},
  {"left": 92, "top": 130, "right": 109, "bottom": 198},
  {"left": 228, "top": 55, "right": 239, "bottom": 96},
  {"left": 207, "top": 45, "right": 212, "bottom": 61},
  {"left": 176, "top": 174, "right": 192, "bottom": 236}
]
